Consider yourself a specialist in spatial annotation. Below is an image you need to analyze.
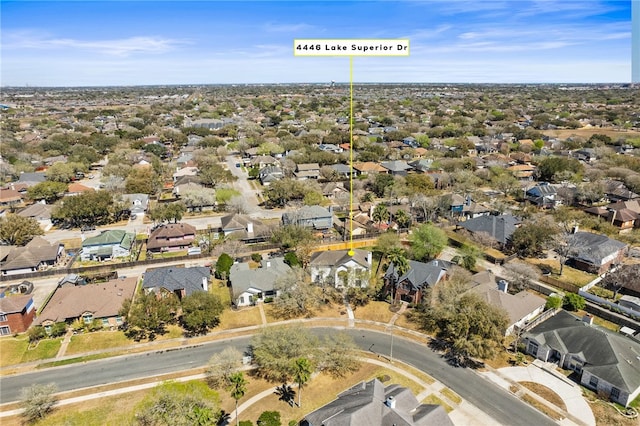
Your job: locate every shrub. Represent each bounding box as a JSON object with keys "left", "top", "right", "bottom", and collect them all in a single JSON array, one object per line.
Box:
[
  {"left": 239, "top": 421, "right": 254, "bottom": 426},
  {"left": 263, "top": 297, "right": 274, "bottom": 303},
  {"left": 21, "top": 383, "right": 58, "bottom": 423},
  {"left": 257, "top": 411, "right": 281, "bottom": 426},
  {"left": 28, "top": 326, "right": 46, "bottom": 343},
  {"left": 283, "top": 252, "right": 300, "bottom": 267},
  {"left": 251, "top": 253, "right": 263, "bottom": 263},
  {"left": 545, "top": 295, "right": 563, "bottom": 310},
  {"left": 563, "top": 293, "right": 586, "bottom": 311},
  {"left": 49, "top": 322, "right": 67, "bottom": 338}
]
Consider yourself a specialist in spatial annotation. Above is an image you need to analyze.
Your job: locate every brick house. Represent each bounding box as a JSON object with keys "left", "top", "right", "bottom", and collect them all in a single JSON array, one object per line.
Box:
[
  {"left": 147, "top": 223, "right": 196, "bottom": 253},
  {"left": 0, "top": 295, "right": 36, "bottom": 335}
]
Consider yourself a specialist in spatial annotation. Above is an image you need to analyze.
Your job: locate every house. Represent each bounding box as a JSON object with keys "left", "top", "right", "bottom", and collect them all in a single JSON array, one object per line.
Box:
[
  {"left": 321, "top": 182, "right": 348, "bottom": 199},
  {"left": 353, "top": 162, "right": 387, "bottom": 176},
  {"left": 309, "top": 250, "right": 372, "bottom": 289},
  {"left": 220, "top": 213, "right": 270, "bottom": 242},
  {"left": 384, "top": 260, "right": 450, "bottom": 304},
  {"left": 526, "top": 183, "right": 560, "bottom": 208},
  {"left": 507, "top": 164, "right": 536, "bottom": 181},
  {"left": 523, "top": 310, "right": 640, "bottom": 407},
  {"left": 147, "top": 223, "right": 196, "bottom": 253},
  {"left": 142, "top": 266, "right": 210, "bottom": 299},
  {"left": 122, "top": 193, "right": 149, "bottom": 215},
  {"left": 466, "top": 271, "right": 546, "bottom": 335},
  {"left": 301, "top": 378, "right": 453, "bottom": 426},
  {"left": 258, "top": 165, "right": 284, "bottom": 186},
  {"left": 0, "top": 295, "right": 36, "bottom": 335},
  {"left": 408, "top": 159, "right": 433, "bottom": 173},
  {"left": 584, "top": 206, "right": 638, "bottom": 231},
  {"left": 334, "top": 216, "right": 368, "bottom": 238},
  {"left": 380, "top": 160, "right": 413, "bottom": 176},
  {"left": 457, "top": 214, "right": 520, "bottom": 249},
  {"left": 566, "top": 232, "right": 627, "bottom": 274},
  {"left": 294, "top": 163, "right": 321, "bottom": 180},
  {"left": 282, "top": 205, "right": 332, "bottom": 230},
  {"left": 318, "top": 143, "right": 344, "bottom": 153},
  {"left": 172, "top": 166, "right": 199, "bottom": 182},
  {"left": 35, "top": 277, "right": 137, "bottom": 330},
  {"left": 81, "top": 230, "right": 135, "bottom": 261},
  {"left": 1, "top": 237, "right": 65, "bottom": 276},
  {"left": 229, "top": 257, "right": 290, "bottom": 307},
  {"left": 17, "top": 202, "right": 54, "bottom": 231},
  {"left": 251, "top": 155, "right": 279, "bottom": 169},
  {"left": 329, "top": 164, "right": 355, "bottom": 179},
  {"left": 17, "top": 172, "right": 46, "bottom": 187},
  {"left": 65, "top": 182, "right": 95, "bottom": 196},
  {"left": 0, "top": 188, "right": 23, "bottom": 207}
]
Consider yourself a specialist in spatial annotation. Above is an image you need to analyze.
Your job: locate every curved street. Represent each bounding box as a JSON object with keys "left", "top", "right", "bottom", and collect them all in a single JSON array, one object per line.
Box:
[{"left": 0, "top": 328, "right": 556, "bottom": 426}]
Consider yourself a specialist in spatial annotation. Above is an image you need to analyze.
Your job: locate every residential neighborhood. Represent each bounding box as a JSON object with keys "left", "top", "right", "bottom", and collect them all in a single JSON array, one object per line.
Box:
[{"left": 1, "top": 82, "right": 640, "bottom": 425}]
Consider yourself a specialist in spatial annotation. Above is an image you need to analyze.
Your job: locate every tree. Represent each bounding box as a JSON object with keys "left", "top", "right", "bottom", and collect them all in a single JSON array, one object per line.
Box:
[
  {"left": 545, "top": 295, "right": 563, "bottom": 310},
  {"left": 393, "top": 209, "right": 411, "bottom": 230},
  {"left": 503, "top": 262, "right": 539, "bottom": 293},
  {"left": 45, "top": 162, "right": 75, "bottom": 183},
  {"left": 125, "top": 167, "right": 161, "bottom": 195},
  {"left": 372, "top": 204, "right": 389, "bottom": 226},
  {"left": 0, "top": 214, "right": 44, "bottom": 246},
  {"left": 149, "top": 202, "right": 187, "bottom": 224},
  {"left": 51, "top": 190, "right": 115, "bottom": 228},
  {"left": 206, "top": 347, "right": 243, "bottom": 389},
  {"left": 537, "top": 157, "right": 583, "bottom": 182},
  {"left": 291, "top": 357, "right": 312, "bottom": 408},
  {"left": 510, "top": 219, "right": 559, "bottom": 258},
  {"left": 181, "top": 291, "right": 224, "bottom": 335},
  {"left": 26, "top": 181, "right": 68, "bottom": 203},
  {"left": 405, "top": 173, "right": 434, "bottom": 194},
  {"left": 317, "top": 332, "right": 360, "bottom": 377},
  {"left": 20, "top": 383, "right": 58, "bottom": 423},
  {"left": 179, "top": 187, "right": 217, "bottom": 212},
  {"left": 371, "top": 174, "right": 394, "bottom": 197},
  {"left": 135, "top": 380, "right": 220, "bottom": 426},
  {"left": 228, "top": 372, "right": 248, "bottom": 426},
  {"left": 562, "top": 293, "right": 586, "bottom": 311},
  {"left": 251, "top": 325, "right": 319, "bottom": 382},
  {"left": 409, "top": 223, "right": 448, "bottom": 261},
  {"left": 257, "top": 411, "right": 282, "bottom": 426},
  {"left": 199, "top": 163, "right": 236, "bottom": 188},
  {"left": 215, "top": 253, "right": 234, "bottom": 280},
  {"left": 120, "top": 291, "right": 178, "bottom": 340},
  {"left": 459, "top": 244, "right": 482, "bottom": 270},
  {"left": 271, "top": 225, "right": 314, "bottom": 251},
  {"left": 272, "top": 268, "right": 320, "bottom": 319}
]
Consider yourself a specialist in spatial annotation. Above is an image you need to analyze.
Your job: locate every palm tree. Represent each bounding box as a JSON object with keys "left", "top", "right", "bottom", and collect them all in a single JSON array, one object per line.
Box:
[
  {"left": 387, "top": 247, "right": 409, "bottom": 302},
  {"left": 292, "top": 357, "right": 313, "bottom": 408},
  {"left": 393, "top": 209, "right": 411, "bottom": 231},
  {"left": 372, "top": 204, "right": 390, "bottom": 227},
  {"left": 228, "top": 372, "right": 248, "bottom": 426}
]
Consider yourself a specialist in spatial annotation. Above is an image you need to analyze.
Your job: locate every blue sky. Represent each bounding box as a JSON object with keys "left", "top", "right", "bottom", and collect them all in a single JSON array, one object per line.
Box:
[{"left": 0, "top": 1, "right": 634, "bottom": 86}]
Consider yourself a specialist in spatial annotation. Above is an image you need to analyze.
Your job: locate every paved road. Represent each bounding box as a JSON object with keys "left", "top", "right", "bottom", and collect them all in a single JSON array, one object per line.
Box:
[{"left": 0, "top": 329, "right": 555, "bottom": 426}]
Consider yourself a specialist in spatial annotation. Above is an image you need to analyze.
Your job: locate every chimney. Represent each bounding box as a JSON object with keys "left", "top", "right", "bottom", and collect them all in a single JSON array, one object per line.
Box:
[
  {"left": 582, "top": 314, "right": 593, "bottom": 326},
  {"left": 367, "top": 251, "right": 372, "bottom": 266},
  {"left": 202, "top": 277, "right": 208, "bottom": 292},
  {"left": 266, "top": 261, "right": 271, "bottom": 268},
  {"left": 247, "top": 222, "right": 254, "bottom": 235},
  {"left": 497, "top": 280, "right": 509, "bottom": 293},
  {"left": 385, "top": 396, "right": 396, "bottom": 409}
]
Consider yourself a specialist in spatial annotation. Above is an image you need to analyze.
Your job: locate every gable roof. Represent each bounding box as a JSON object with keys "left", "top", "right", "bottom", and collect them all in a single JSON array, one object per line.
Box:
[
  {"left": 82, "top": 230, "right": 135, "bottom": 249},
  {"left": 35, "top": 277, "right": 137, "bottom": 324},
  {"left": 220, "top": 214, "right": 270, "bottom": 239},
  {"left": 66, "top": 183, "right": 94, "bottom": 194},
  {"left": 380, "top": 160, "right": 412, "bottom": 172},
  {"left": 0, "top": 294, "right": 33, "bottom": 314},
  {"left": 147, "top": 223, "right": 196, "bottom": 250},
  {"left": 142, "top": 266, "right": 210, "bottom": 296},
  {"left": 525, "top": 310, "right": 640, "bottom": 394},
  {"left": 302, "top": 379, "right": 452, "bottom": 426},
  {"left": 568, "top": 232, "right": 627, "bottom": 266},
  {"left": 17, "top": 202, "right": 53, "bottom": 219},
  {"left": 229, "top": 257, "right": 290, "bottom": 298},
  {"left": 458, "top": 214, "right": 520, "bottom": 245},
  {"left": 309, "top": 249, "right": 371, "bottom": 270},
  {"left": 385, "top": 260, "right": 450, "bottom": 290},
  {"left": 1, "top": 238, "right": 62, "bottom": 272}
]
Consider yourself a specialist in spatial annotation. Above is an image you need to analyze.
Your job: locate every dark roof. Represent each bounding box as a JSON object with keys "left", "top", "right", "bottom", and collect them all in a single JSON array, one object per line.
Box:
[
  {"left": 142, "top": 266, "right": 210, "bottom": 296},
  {"left": 458, "top": 214, "right": 520, "bottom": 245},
  {"left": 525, "top": 310, "right": 640, "bottom": 394},
  {"left": 380, "top": 160, "right": 412, "bottom": 172},
  {"left": 147, "top": 223, "right": 196, "bottom": 250},
  {"left": 302, "top": 379, "right": 452, "bottom": 426},
  {"left": 568, "top": 232, "right": 627, "bottom": 266},
  {"left": 385, "top": 260, "right": 450, "bottom": 291}
]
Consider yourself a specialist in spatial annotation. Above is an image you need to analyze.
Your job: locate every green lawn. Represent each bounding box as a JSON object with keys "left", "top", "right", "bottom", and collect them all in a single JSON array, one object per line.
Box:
[
  {"left": 65, "top": 331, "right": 132, "bottom": 355},
  {"left": 209, "top": 279, "right": 231, "bottom": 306},
  {"left": 0, "top": 336, "right": 61, "bottom": 367}
]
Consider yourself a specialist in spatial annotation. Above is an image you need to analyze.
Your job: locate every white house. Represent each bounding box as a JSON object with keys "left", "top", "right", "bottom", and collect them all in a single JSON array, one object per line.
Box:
[
  {"left": 309, "top": 249, "right": 372, "bottom": 289},
  {"left": 229, "top": 257, "right": 290, "bottom": 307}
]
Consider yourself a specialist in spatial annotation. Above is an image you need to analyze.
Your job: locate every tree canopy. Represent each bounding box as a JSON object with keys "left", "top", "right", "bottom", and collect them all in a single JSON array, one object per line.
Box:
[
  {"left": 181, "top": 291, "right": 224, "bottom": 335},
  {"left": 0, "top": 214, "right": 44, "bottom": 246},
  {"left": 409, "top": 223, "right": 448, "bottom": 261},
  {"left": 120, "top": 291, "right": 179, "bottom": 341},
  {"left": 51, "top": 190, "right": 116, "bottom": 228}
]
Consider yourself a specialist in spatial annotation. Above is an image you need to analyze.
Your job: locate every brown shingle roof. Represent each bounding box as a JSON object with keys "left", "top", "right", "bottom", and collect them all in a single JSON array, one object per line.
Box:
[
  {"left": 0, "top": 294, "right": 33, "bottom": 314},
  {"left": 36, "top": 277, "right": 137, "bottom": 324}
]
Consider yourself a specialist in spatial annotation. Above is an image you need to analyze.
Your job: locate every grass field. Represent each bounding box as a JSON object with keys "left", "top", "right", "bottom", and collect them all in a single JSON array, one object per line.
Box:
[
  {"left": 542, "top": 128, "right": 640, "bottom": 140},
  {"left": 352, "top": 301, "right": 394, "bottom": 323},
  {"left": 218, "top": 307, "right": 263, "bottom": 329},
  {"left": 525, "top": 258, "right": 595, "bottom": 287},
  {"left": 0, "top": 337, "right": 61, "bottom": 367}
]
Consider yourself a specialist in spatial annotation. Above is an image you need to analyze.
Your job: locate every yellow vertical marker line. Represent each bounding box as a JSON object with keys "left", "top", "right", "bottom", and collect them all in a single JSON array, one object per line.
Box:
[{"left": 348, "top": 56, "right": 355, "bottom": 257}]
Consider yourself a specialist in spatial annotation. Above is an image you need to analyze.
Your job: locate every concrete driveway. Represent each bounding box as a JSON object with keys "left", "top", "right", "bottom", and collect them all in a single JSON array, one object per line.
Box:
[{"left": 482, "top": 363, "right": 595, "bottom": 426}]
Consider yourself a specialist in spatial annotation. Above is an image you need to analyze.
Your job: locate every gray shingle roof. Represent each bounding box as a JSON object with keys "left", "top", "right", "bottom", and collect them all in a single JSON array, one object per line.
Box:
[
  {"left": 229, "top": 257, "right": 290, "bottom": 298},
  {"left": 459, "top": 214, "right": 520, "bottom": 245},
  {"left": 309, "top": 249, "right": 370, "bottom": 270},
  {"left": 525, "top": 310, "right": 640, "bottom": 394},
  {"left": 385, "top": 260, "right": 450, "bottom": 291},
  {"left": 142, "top": 266, "right": 210, "bottom": 296},
  {"left": 568, "top": 232, "right": 627, "bottom": 266}
]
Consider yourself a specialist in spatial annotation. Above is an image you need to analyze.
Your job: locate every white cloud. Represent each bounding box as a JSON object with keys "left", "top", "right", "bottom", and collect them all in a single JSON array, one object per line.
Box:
[{"left": 3, "top": 31, "right": 189, "bottom": 56}]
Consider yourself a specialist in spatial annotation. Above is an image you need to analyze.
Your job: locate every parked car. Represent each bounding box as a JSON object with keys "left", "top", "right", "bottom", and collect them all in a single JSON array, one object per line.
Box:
[{"left": 81, "top": 225, "right": 96, "bottom": 232}]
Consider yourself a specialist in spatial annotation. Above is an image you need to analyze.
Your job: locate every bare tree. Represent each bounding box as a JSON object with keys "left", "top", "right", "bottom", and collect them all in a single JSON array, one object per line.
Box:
[
  {"left": 206, "top": 347, "right": 243, "bottom": 388},
  {"left": 503, "top": 262, "right": 540, "bottom": 293}
]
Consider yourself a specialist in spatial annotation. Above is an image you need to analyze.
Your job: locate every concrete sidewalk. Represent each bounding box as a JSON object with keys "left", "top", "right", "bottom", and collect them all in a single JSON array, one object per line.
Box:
[{"left": 482, "top": 363, "right": 595, "bottom": 426}]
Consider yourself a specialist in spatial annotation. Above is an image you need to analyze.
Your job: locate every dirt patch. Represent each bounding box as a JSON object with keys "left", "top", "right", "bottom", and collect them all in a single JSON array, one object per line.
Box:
[
  {"left": 519, "top": 381, "right": 567, "bottom": 411},
  {"left": 588, "top": 400, "right": 639, "bottom": 426},
  {"left": 542, "top": 128, "right": 640, "bottom": 140}
]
